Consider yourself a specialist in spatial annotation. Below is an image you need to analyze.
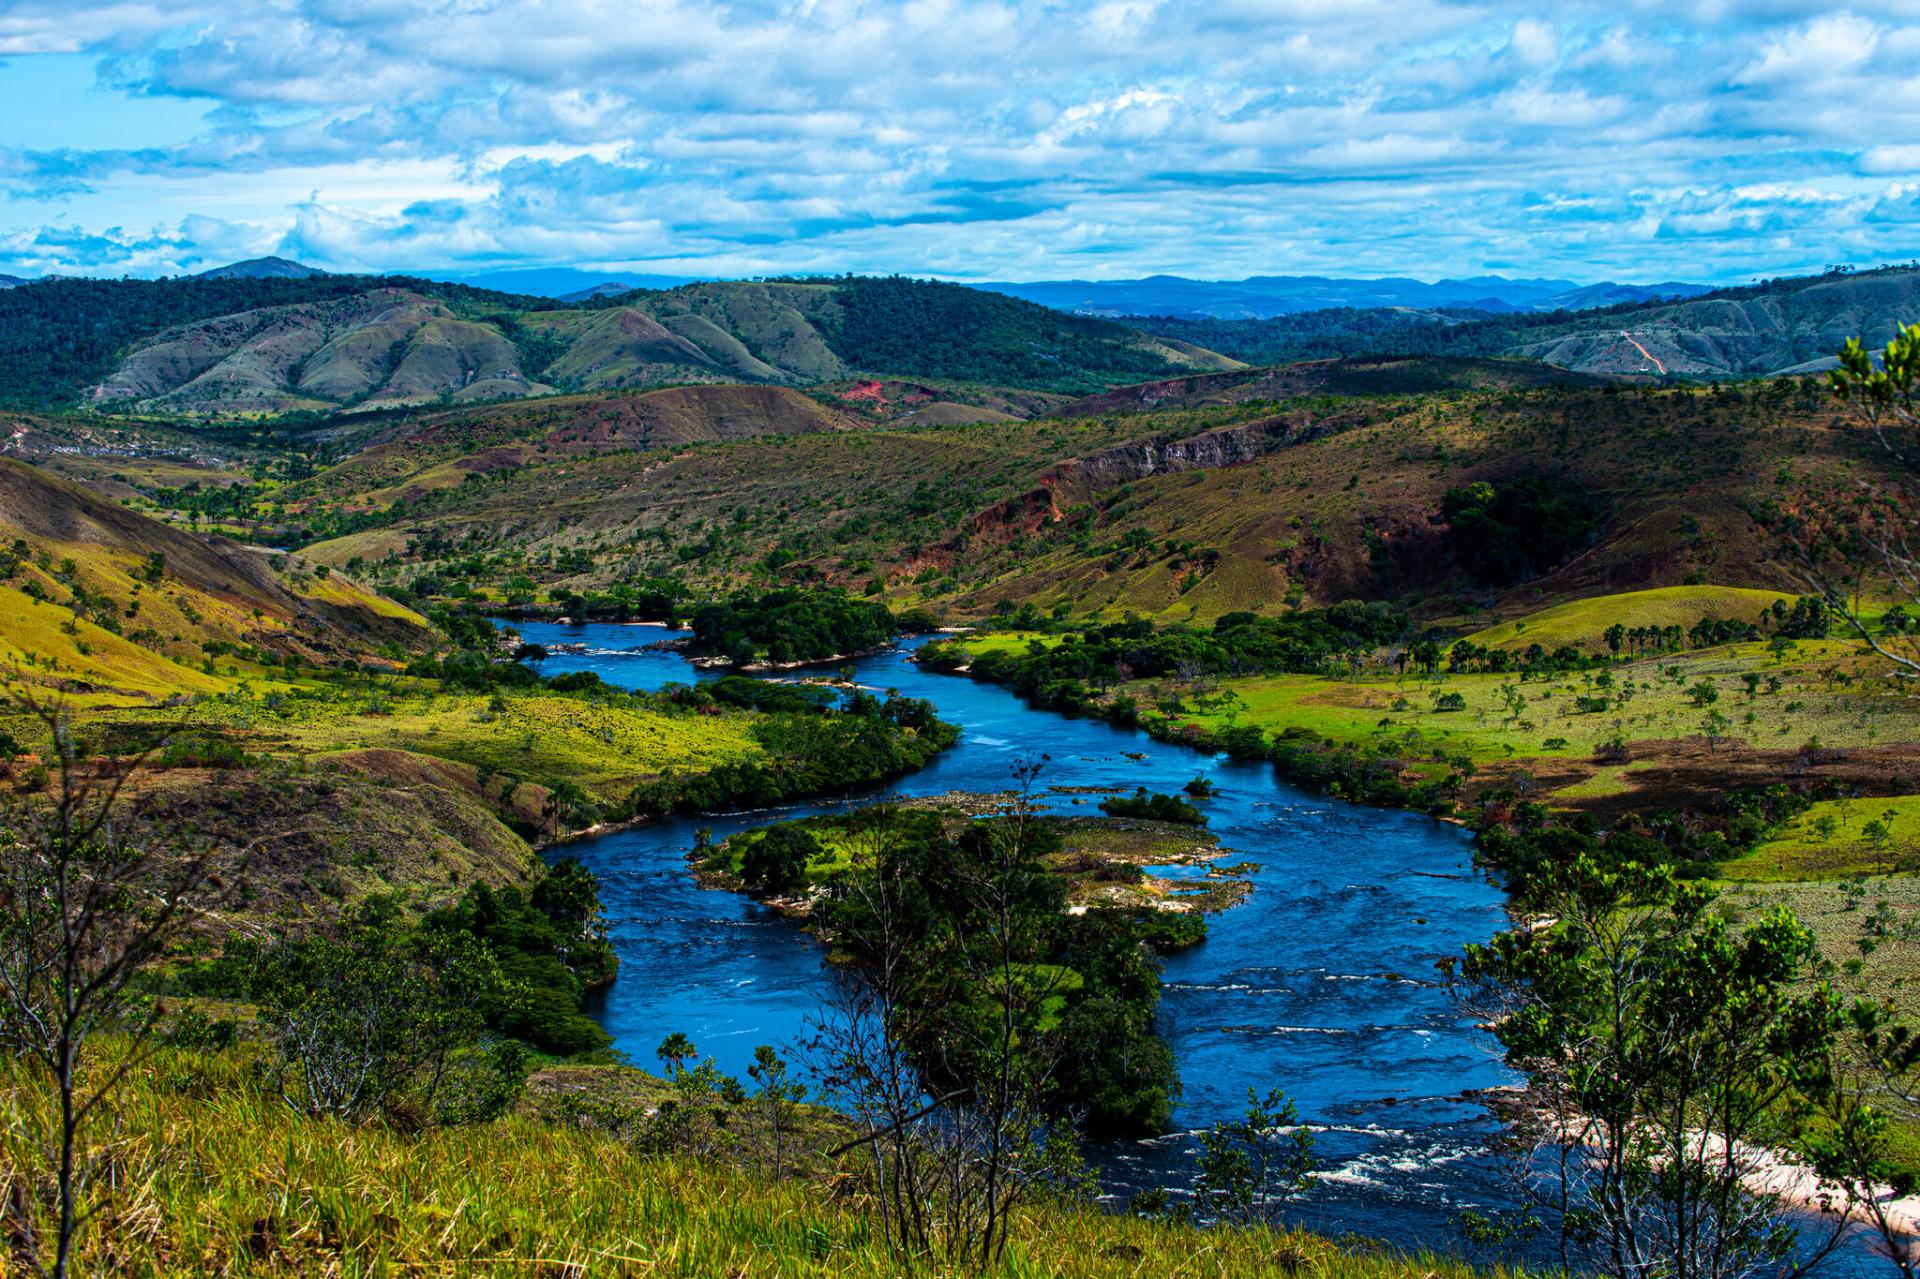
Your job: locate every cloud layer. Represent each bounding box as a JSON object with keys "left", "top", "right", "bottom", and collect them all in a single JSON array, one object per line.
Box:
[{"left": 0, "top": 1, "right": 1915, "bottom": 283}]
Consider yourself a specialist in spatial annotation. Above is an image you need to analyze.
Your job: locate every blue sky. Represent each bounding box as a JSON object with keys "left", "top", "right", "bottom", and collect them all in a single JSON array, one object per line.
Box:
[{"left": 0, "top": 1, "right": 1913, "bottom": 285}]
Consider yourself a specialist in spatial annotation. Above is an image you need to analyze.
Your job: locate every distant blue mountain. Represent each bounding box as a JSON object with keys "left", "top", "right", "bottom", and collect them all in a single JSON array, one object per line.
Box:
[
  {"left": 419, "top": 267, "right": 703, "bottom": 298},
  {"left": 974, "top": 274, "right": 1712, "bottom": 319}
]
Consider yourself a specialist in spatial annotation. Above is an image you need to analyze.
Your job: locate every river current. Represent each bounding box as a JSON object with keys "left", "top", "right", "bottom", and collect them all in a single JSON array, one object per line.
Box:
[{"left": 500, "top": 619, "right": 1885, "bottom": 1269}]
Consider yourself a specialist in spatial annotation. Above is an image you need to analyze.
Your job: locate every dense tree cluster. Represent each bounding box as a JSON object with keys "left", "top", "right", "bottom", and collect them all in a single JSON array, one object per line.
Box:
[
  {"left": 811, "top": 807, "right": 1184, "bottom": 1135},
  {"left": 826, "top": 276, "right": 1188, "bottom": 391},
  {"left": 686, "top": 588, "right": 900, "bottom": 666},
  {"left": 1473, "top": 784, "right": 1816, "bottom": 904},
  {"left": 925, "top": 605, "right": 1413, "bottom": 712},
  {"left": 190, "top": 856, "right": 618, "bottom": 1060},
  {"left": 628, "top": 686, "right": 959, "bottom": 816},
  {"left": 1440, "top": 477, "right": 1604, "bottom": 585}
]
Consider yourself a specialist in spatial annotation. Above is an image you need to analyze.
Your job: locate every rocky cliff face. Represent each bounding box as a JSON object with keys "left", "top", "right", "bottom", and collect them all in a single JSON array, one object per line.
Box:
[
  {"left": 966, "top": 411, "right": 1342, "bottom": 544},
  {"left": 1064, "top": 413, "right": 1333, "bottom": 491}
]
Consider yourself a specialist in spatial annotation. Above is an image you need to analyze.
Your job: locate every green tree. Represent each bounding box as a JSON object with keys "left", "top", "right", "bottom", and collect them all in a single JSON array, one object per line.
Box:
[
  {"left": 1191, "top": 1087, "right": 1315, "bottom": 1227},
  {"left": 1818, "top": 324, "right": 1920, "bottom": 674},
  {"left": 748, "top": 1044, "right": 806, "bottom": 1178},
  {"left": 656, "top": 1031, "right": 696, "bottom": 1080},
  {"left": 741, "top": 825, "right": 818, "bottom": 894},
  {"left": 252, "top": 898, "right": 525, "bottom": 1126},
  {"left": 0, "top": 699, "right": 237, "bottom": 1279},
  {"left": 1701, "top": 707, "right": 1732, "bottom": 752},
  {"left": 1454, "top": 857, "right": 1847, "bottom": 1277}
]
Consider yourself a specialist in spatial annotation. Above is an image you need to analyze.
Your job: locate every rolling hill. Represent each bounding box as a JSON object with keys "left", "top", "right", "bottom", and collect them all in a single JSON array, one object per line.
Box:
[
  {"left": 0, "top": 456, "right": 426, "bottom": 703},
  {"left": 1125, "top": 265, "right": 1920, "bottom": 380},
  {"left": 299, "top": 383, "right": 862, "bottom": 508},
  {"left": 276, "top": 362, "right": 1875, "bottom": 634},
  {"left": 39, "top": 276, "right": 1236, "bottom": 416},
  {"left": 1508, "top": 268, "right": 1920, "bottom": 376}
]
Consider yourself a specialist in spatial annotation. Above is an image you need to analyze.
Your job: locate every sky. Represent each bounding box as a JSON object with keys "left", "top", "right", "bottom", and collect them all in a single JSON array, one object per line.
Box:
[{"left": 0, "top": 1, "right": 1913, "bottom": 285}]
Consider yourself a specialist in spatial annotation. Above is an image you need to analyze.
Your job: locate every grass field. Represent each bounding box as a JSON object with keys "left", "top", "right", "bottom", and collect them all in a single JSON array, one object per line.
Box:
[
  {"left": 0, "top": 581, "right": 236, "bottom": 705},
  {"left": 1463, "top": 585, "right": 1794, "bottom": 651},
  {"left": 948, "top": 588, "right": 1920, "bottom": 825},
  {"left": 0, "top": 1044, "right": 1515, "bottom": 1278},
  {"left": 1719, "top": 794, "right": 1920, "bottom": 882},
  {"left": 1087, "top": 637, "right": 1912, "bottom": 806},
  {"left": 92, "top": 684, "right": 768, "bottom": 807}
]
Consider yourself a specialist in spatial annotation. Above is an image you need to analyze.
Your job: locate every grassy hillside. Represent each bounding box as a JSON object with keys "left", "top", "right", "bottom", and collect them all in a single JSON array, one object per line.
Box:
[
  {"left": 277, "top": 374, "right": 1881, "bottom": 632},
  {"left": 296, "top": 383, "right": 860, "bottom": 511},
  {"left": 0, "top": 457, "right": 427, "bottom": 704},
  {"left": 935, "top": 585, "right": 1920, "bottom": 820},
  {"left": 57, "top": 276, "right": 1234, "bottom": 417},
  {"left": 0, "top": 1043, "right": 1504, "bottom": 1278},
  {"left": 1463, "top": 585, "right": 1794, "bottom": 651}
]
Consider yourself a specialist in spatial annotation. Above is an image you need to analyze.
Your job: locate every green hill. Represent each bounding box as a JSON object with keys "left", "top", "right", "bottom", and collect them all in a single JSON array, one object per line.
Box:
[
  {"left": 0, "top": 456, "right": 426, "bottom": 703},
  {"left": 0, "top": 275, "right": 1236, "bottom": 415},
  {"left": 280, "top": 370, "right": 1874, "bottom": 629}
]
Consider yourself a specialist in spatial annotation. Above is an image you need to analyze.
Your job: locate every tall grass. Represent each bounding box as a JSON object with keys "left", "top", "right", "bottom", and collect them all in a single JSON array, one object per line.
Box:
[{"left": 1, "top": 1045, "right": 1519, "bottom": 1277}]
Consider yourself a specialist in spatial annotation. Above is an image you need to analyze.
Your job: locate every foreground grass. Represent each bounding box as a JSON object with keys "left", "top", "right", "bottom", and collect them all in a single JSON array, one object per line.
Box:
[{"left": 1, "top": 1047, "right": 1515, "bottom": 1278}]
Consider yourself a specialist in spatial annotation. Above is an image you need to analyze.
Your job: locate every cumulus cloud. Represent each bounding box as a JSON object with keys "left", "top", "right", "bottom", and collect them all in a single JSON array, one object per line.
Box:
[{"left": 0, "top": 0, "right": 1913, "bottom": 282}]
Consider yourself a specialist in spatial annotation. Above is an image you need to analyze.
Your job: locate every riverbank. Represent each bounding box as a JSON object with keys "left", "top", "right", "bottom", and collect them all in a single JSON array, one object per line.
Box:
[{"left": 501, "top": 620, "right": 1519, "bottom": 1251}]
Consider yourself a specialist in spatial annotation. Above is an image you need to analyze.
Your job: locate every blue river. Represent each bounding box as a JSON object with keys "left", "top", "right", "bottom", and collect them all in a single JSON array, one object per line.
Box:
[{"left": 501, "top": 619, "right": 1886, "bottom": 1268}]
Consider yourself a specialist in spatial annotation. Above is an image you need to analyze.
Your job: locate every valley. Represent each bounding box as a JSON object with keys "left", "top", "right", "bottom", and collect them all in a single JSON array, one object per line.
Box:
[{"left": 4, "top": 263, "right": 1920, "bottom": 1276}]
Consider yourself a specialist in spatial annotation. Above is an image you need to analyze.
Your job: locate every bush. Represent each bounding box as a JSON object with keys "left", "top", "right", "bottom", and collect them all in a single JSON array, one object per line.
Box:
[
  {"left": 1100, "top": 788, "right": 1205, "bottom": 825},
  {"left": 249, "top": 898, "right": 528, "bottom": 1126},
  {"left": 741, "top": 826, "right": 818, "bottom": 894}
]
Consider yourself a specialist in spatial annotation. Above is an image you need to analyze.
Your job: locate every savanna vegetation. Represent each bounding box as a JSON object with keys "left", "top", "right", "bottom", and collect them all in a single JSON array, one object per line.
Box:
[{"left": 12, "top": 266, "right": 1920, "bottom": 1279}]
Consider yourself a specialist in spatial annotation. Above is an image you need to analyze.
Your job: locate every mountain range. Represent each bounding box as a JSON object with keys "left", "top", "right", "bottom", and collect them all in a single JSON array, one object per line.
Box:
[
  {"left": 4, "top": 261, "right": 1916, "bottom": 417},
  {"left": 977, "top": 273, "right": 1713, "bottom": 319},
  {"left": 64, "top": 275, "right": 1232, "bottom": 416}
]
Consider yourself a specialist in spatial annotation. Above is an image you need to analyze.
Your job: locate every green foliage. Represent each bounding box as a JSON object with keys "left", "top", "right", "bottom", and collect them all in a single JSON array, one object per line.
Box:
[
  {"left": 423, "top": 858, "right": 618, "bottom": 1056},
  {"left": 1099, "top": 787, "right": 1205, "bottom": 826},
  {"left": 0, "top": 273, "right": 555, "bottom": 409},
  {"left": 1440, "top": 476, "right": 1603, "bottom": 585},
  {"left": 1458, "top": 857, "right": 1841, "bottom": 1277},
  {"left": 815, "top": 808, "right": 1181, "bottom": 1136},
  {"left": 1831, "top": 320, "right": 1920, "bottom": 417},
  {"left": 943, "top": 606, "right": 1413, "bottom": 713},
  {"left": 741, "top": 825, "right": 818, "bottom": 894},
  {"left": 250, "top": 896, "right": 530, "bottom": 1126},
  {"left": 687, "top": 588, "right": 898, "bottom": 666},
  {"left": 628, "top": 693, "right": 957, "bottom": 817},
  {"left": 828, "top": 276, "right": 1191, "bottom": 390},
  {"left": 1192, "top": 1088, "right": 1316, "bottom": 1227}
]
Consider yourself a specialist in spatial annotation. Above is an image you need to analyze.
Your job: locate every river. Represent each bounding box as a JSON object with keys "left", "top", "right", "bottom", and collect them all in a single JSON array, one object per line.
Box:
[{"left": 502, "top": 619, "right": 1886, "bottom": 1269}]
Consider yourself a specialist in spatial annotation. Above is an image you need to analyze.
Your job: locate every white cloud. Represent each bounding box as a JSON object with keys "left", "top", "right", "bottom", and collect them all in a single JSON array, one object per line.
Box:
[
  {"left": 0, "top": 0, "right": 1913, "bottom": 282},
  {"left": 1736, "top": 12, "right": 1879, "bottom": 84}
]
